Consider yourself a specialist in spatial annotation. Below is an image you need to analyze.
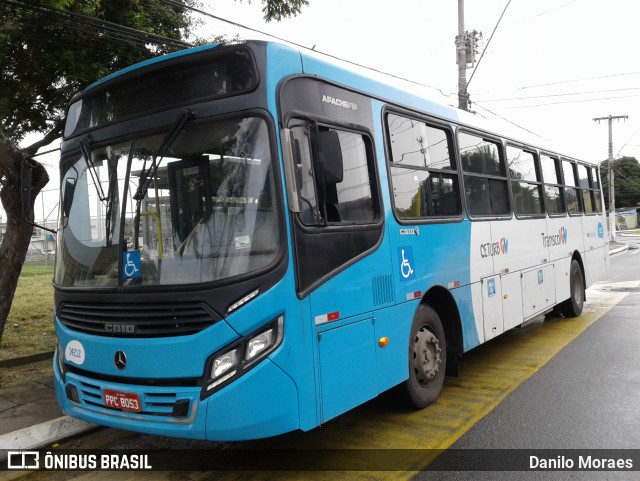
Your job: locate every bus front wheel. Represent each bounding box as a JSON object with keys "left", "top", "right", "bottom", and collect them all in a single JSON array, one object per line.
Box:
[
  {"left": 399, "top": 305, "right": 447, "bottom": 409},
  {"left": 558, "top": 259, "right": 584, "bottom": 318}
]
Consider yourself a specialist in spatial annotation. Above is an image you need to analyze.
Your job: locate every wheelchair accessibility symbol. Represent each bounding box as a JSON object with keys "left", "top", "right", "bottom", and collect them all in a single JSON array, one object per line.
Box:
[
  {"left": 398, "top": 247, "right": 415, "bottom": 281},
  {"left": 123, "top": 250, "right": 141, "bottom": 279}
]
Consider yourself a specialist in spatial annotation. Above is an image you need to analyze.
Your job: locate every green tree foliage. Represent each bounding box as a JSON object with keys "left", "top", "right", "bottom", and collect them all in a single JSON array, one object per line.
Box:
[
  {"left": 0, "top": 0, "right": 308, "bottom": 349},
  {"left": 600, "top": 157, "right": 640, "bottom": 209},
  {"left": 0, "top": 0, "right": 196, "bottom": 142}
]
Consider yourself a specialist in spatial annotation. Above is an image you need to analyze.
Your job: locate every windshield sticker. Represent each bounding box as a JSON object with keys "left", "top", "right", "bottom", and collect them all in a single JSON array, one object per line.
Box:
[
  {"left": 123, "top": 251, "right": 141, "bottom": 279},
  {"left": 235, "top": 235, "right": 251, "bottom": 250}
]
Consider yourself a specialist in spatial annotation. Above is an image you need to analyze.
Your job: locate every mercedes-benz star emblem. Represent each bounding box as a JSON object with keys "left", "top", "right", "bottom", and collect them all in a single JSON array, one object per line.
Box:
[{"left": 114, "top": 350, "right": 127, "bottom": 370}]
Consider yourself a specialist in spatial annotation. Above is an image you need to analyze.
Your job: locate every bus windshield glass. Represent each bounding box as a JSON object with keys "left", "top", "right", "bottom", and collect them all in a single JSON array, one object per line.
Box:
[{"left": 55, "top": 116, "right": 280, "bottom": 288}]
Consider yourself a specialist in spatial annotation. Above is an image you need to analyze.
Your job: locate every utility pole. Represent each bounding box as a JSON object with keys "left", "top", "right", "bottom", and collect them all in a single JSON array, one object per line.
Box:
[
  {"left": 456, "top": 0, "right": 468, "bottom": 111},
  {"left": 593, "top": 114, "right": 629, "bottom": 241}
]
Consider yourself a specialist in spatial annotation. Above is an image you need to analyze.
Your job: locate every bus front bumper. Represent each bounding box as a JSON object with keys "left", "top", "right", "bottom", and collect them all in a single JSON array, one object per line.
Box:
[{"left": 54, "top": 348, "right": 300, "bottom": 441}]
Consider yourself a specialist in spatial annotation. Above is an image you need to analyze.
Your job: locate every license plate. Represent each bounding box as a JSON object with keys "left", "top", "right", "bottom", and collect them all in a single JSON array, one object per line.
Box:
[{"left": 103, "top": 389, "right": 142, "bottom": 413}]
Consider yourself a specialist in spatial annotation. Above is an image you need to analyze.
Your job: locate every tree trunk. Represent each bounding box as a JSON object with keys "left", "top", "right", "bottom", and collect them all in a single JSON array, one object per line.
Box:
[{"left": 0, "top": 132, "right": 50, "bottom": 348}]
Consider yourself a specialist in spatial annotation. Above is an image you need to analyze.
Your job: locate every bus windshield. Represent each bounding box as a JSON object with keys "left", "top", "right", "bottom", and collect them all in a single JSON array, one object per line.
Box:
[{"left": 55, "top": 116, "right": 280, "bottom": 288}]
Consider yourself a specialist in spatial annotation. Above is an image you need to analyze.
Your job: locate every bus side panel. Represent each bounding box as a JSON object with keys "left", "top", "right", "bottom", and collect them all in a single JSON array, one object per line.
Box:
[
  {"left": 492, "top": 218, "right": 548, "bottom": 273},
  {"left": 584, "top": 246, "right": 607, "bottom": 287},
  {"left": 451, "top": 283, "right": 482, "bottom": 352},
  {"left": 316, "top": 316, "right": 376, "bottom": 423},
  {"left": 373, "top": 301, "right": 423, "bottom": 392},
  {"left": 468, "top": 220, "right": 495, "bottom": 344},
  {"left": 582, "top": 214, "right": 607, "bottom": 286},
  {"left": 205, "top": 359, "right": 299, "bottom": 441},
  {"left": 389, "top": 220, "right": 472, "bottom": 309},
  {"left": 546, "top": 215, "right": 583, "bottom": 303},
  {"left": 490, "top": 217, "right": 547, "bottom": 332}
]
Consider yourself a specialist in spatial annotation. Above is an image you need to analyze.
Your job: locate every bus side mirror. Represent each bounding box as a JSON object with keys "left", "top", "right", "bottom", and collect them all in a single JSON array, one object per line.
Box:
[
  {"left": 281, "top": 128, "right": 301, "bottom": 213},
  {"left": 63, "top": 178, "right": 76, "bottom": 218},
  {"left": 319, "top": 130, "right": 343, "bottom": 185}
]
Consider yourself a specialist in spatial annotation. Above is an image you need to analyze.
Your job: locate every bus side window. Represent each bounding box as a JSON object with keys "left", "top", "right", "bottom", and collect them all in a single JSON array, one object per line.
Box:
[
  {"left": 288, "top": 119, "right": 378, "bottom": 226},
  {"left": 578, "top": 163, "right": 595, "bottom": 214},
  {"left": 562, "top": 159, "right": 582, "bottom": 215},
  {"left": 386, "top": 113, "right": 461, "bottom": 219},
  {"left": 540, "top": 154, "right": 565, "bottom": 215},
  {"left": 591, "top": 166, "right": 603, "bottom": 213},
  {"left": 506, "top": 145, "right": 544, "bottom": 217},
  {"left": 458, "top": 132, "right": 510, "bottom": 217}
]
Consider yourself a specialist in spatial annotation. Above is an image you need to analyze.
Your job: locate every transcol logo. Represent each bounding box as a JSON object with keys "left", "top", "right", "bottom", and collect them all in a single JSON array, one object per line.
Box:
[
  {"left": 542, "top": 227, "right": 568, "bottom": 247},
  {"left": 480, "top": 237, "right": 509, "bottom": 258}
]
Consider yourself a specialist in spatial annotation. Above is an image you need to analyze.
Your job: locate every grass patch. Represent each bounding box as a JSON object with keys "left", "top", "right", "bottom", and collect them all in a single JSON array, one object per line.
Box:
[{"left": 0, "top": 262, "right": 55, "bottom": 360}]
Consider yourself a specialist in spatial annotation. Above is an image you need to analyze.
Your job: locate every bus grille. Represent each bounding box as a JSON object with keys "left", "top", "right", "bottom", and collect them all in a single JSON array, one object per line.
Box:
[{"left": 57, "top": 301, "right": 219, "bottom": 338}]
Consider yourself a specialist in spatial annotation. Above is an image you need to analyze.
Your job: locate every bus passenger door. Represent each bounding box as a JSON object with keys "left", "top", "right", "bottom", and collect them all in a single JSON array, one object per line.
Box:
[{"left": 282, "top": 116, "right": 389, "bottom": 423}]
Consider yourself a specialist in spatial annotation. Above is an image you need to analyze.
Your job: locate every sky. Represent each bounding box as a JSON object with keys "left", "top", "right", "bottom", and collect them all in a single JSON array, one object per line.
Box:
[
  {"left": 198, "top": 0, "right": 640, "bottom": 160},
  {"left": 8, "top": 0, "right": 640, "bottom": 224}
]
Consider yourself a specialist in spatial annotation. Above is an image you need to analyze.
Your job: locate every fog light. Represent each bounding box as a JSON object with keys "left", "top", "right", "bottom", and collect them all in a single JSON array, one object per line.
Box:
[
  {"left": 212, "top": 349, "right": 239, "bottom": 378},
  {"left": 246, "top": 329, "right": 274, "bottom": 361},
  {"left": 65, "top": 384, "right": 79, "bottom": 403}
]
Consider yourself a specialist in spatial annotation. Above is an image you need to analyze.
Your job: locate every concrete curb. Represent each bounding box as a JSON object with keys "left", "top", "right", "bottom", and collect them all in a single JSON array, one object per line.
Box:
[
  {"left": 0, "top": 416, "right": 97, "bottom": 461},
  {"left": 0, "top": 352, "right": 55, "bottom": 368},
  {"left": 610, "top": 244, "right": 629, "bottom": 255}
]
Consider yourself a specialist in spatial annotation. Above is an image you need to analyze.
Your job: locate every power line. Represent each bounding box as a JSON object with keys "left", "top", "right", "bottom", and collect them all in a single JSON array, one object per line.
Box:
[
  {"left": 492, "top": 94, "right": 640, "bottom": 109},
  {"left": 616, "top": 129, "right": 640, "bottom": 157},
  {"left": 160, "top": 0, "right": 452, "bottom": 96},
  {"left": 477, "top": 87, "right": 640, "bottom": 103},
  {"left": 466, "top": 0, "right": 513, "bottom": 89},
  {"left": 471, "top": 101, "right": 549, "bottom": 141},
  {"left": 519, "top": 71, "right": 640, "bottom": 90},
  {"left": 0, "top": 0, "right": 192, "bottom": 51},
  {"left": 503, "top": 0, "right": 581, "bottom": 28}
]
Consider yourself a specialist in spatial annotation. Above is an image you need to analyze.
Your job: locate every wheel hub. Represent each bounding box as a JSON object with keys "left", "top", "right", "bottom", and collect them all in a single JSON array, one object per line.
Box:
[{"left": 413, "top": 326, "right": 442, "bottom": 386}]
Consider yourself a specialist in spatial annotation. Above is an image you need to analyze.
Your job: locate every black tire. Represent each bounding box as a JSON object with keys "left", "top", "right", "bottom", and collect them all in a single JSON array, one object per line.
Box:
[
  {"left": 398, "top": 305, "right": 447, "bottom": 409},
  {"left": 558, "top": 259, "right": 584, "bottom": 318}
]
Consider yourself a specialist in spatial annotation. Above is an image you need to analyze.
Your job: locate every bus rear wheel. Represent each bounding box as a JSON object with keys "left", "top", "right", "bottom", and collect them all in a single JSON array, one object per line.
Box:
[
  {"left": 558, "top": 259, "right": 584, "bottom": 318},
  {"left": 399, "top": 305, "right": 447, "bottom": 409}
]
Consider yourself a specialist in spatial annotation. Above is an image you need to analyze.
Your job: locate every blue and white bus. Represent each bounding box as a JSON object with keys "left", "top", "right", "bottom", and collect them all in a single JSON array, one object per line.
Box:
[{"left": 54, "top": 40, "right": 608, "bottom": 441}]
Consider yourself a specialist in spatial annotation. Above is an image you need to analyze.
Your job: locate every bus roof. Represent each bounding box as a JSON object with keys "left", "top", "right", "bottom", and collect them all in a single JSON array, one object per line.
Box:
[{"left": 81, "top": 39, "right": 589, "bottom": 164}]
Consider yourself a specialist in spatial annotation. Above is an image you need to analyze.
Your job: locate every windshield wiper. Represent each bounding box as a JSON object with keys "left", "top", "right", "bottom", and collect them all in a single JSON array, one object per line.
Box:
[
  {"left": 82, "top": 136, "right": 117, "bottom": 245},
  {"left": 133, "top": 109, "right": 195, "bottom": 202},
  {"left": 133, "top": 108, "right": 196, "bottom": 249},
  {"left": 80, "top": 137, "right": 107, "bottom": 202}
]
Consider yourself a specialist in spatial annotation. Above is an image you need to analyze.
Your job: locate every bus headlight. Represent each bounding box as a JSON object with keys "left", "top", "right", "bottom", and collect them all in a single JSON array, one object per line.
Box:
[
  {"left": 202, "top": 315, "right": 283, "bottom": 398},
  {"left": 212, "top": 349, "right": 239, "bottom": 378},
  {"left": 246, "top": 329, "right": 274, "bottom": 361}
]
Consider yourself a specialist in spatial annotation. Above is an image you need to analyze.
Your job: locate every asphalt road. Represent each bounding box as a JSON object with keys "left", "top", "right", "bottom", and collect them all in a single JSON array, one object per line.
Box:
[{"left": 421, "top": 238, "right": 640, "bottom": 480}]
